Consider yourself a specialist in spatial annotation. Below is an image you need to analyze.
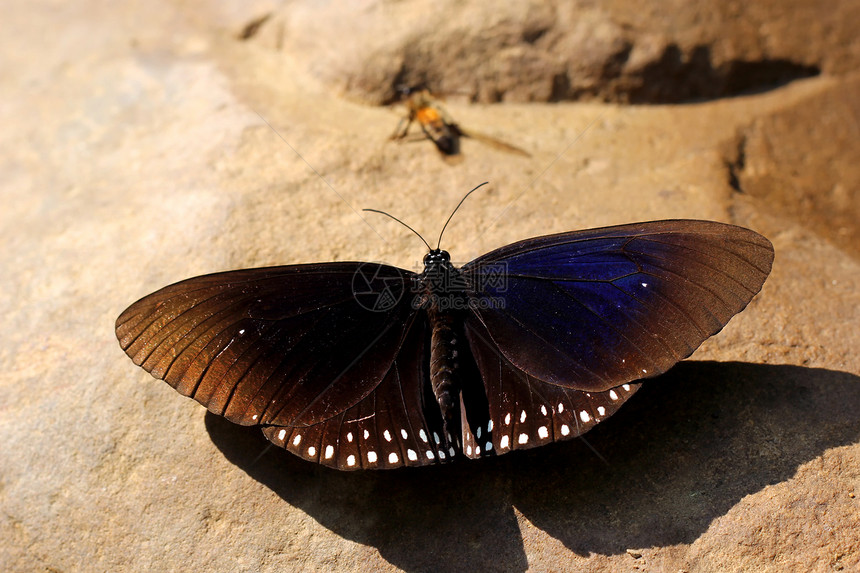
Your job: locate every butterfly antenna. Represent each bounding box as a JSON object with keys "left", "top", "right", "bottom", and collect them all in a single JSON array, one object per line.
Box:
[
  {"left": 436, "top": 182, "right": 489, "bottom": 249},
  {"left": 363, "top": 208, "right": 432, "bottom": 251}
]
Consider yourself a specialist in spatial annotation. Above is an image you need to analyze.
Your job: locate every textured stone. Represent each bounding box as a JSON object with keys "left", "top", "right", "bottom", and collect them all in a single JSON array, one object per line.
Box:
[{"left": 245, "top": 0, "right": 857, "bottom": 103}]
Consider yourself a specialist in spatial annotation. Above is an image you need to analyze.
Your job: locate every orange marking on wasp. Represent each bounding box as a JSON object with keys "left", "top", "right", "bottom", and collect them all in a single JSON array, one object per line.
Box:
[{"left": 390, "top": 86, "right": 530, "bottom": 160}]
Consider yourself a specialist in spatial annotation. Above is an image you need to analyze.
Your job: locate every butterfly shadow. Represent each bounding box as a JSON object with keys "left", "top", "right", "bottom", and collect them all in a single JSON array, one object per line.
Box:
[
  {"left": 206, "top": 361, "right": 860, "bottom": 570},
  {"left": 206, "top": 412, "right": 530, "bottom": 572},
  {"left": 508, "top": 361, "right": 860, "bottom": 556}
]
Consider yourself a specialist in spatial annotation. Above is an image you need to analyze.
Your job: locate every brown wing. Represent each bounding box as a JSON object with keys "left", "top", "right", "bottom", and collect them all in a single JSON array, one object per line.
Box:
[{"left": 116, "top": 263, "right": 416, "bottom": 428}]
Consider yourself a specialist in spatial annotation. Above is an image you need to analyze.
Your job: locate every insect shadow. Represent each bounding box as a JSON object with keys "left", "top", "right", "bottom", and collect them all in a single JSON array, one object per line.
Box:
[{"left": 207, "top": 361, "right": 860, "bottom": 570}]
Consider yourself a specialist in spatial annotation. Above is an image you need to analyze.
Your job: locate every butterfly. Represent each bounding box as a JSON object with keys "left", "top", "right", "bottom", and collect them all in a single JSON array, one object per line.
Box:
[
  {"left": 390, "top": 86, "right": 531, "bottom": 159},
  {"left": 115, "top": 186, "right": 774, "bottom": 470}
]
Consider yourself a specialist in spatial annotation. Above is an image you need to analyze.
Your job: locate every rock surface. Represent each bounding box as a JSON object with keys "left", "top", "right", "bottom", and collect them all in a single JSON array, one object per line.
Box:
[
  {"left": 253, "top": 0, "right": 856, "bottom": 104},
  {"left": 1, "top": 1, "right": 858, "bottom": 571}
]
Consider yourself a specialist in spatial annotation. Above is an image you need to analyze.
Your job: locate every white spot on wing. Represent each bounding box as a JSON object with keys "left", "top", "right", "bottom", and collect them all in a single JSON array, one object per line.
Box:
[
  {"left": 558, "top": 403, "right": 564, "bottom": 413},
  {"left": 400, "top": 429, "right": 408, "bottom": 440},
  {"left": 251, "top": 414, "right": 258, "bottom": 421},
  {"left": 407, "top": 449, "right": 418, "bottom": 461},
  {"left": 538, "top": 426, "right": 549, "bottom": 439},
  {"left": 433, "top": 432, "right": 440, "bottom": 445},
  {"left": 622, "top": 384, "right": 630, "bottom": 391},
  {"left": 485, "top": 441, "right": 492, "bottom": 451},
  {"left": 518, "top": 433, "right": 528, "bottom": 444},
  {"left": 367, "top": 451, "right": 377, "bottom": 463},
  {"left": 347, "top": 455, "right": 356, "bottom": 466},
  {"left": 383, "top": 430, "right": 392, "bottom": 442},
  {"left": 292, "top": 435, "right": 302, "bottom": 446},
  {"left": 504, "top": 413, "right": 511, "bottom": 425},
  {"left": 277, "top": 429, "right": 286, "bottom": 441},
  {"left": 487, "top": 420, "right": 493, "bottom": 432},
  {"left": 609, "top": 390, "right": 619, "bottom": 400},
  {"left": 477, "top": 426, "right": 482, "bottom": 439},
  {"left": 449, "top": 447, "right": 455, "bottom": 457},
  {"left": 347, "top": 432, "right": 353, "bottom": 442},
  {"left": 307, "top": 446, "right": 316, "bottom": 457},
  {"left": 426, "top": 450, "right": 435, "bottom": 460},
  {"left": 520, "top": 410, "right": 527, "bottom": 423},
  {"left": 439, "top": 450, "right": 446, "bottom": 460},
  {"left": 466, "top": 445, "right": 472, "bottom": 455},
  {"left": 597, "top": 406, "right": 606, "bottom": 416},
  {"left": 419, "top": 429, "right": 428, "bottom": 443},
  {"left": 324, "top": 445, "right": 334, "bottom": 459},
  {"left": 540, "top": 405, "right": 547, "bottom": 416},
  {"left": 561, "top": 424, "right": 570, "bottom": 436},
  {"left": 388, "top": 452, "right": 399, "bottom": 463},
  {"left": 580, "top": 411, "right": 590, "bottom": 422},
  {"left": 500, "top": 435, "right": 510, "bottom": 449}
]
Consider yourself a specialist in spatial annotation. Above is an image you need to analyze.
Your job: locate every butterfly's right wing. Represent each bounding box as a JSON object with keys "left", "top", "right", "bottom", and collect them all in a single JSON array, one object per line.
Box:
[
  {"left": 460, "top": 316, "right": 641, "bottom": 456},
  {"left": 456, "top": 220, "right": 773, "bottom": 456},
  {"left": 461, "top": 220, "right": 774, "bottom": 393},
  {"left": 116, "top": 262, "right": 419, "bottom": 428}
]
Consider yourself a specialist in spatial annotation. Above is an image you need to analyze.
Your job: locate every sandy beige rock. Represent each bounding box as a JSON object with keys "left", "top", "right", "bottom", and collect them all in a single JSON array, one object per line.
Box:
[
  {"left": 247, "top": 0, "right": 857, "bottom": 103},
  {"left": 1, "top": 1, "right": 858, "bottom": 572},
  {"left": 728, "top": 78, "right": 860, "bottom": 258}
]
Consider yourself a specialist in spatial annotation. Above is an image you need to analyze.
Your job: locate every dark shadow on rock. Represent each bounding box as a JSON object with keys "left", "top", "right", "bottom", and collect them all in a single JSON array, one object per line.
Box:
[
  {"left": 207, "top": 362, "right": 859, "bottom": 568},
  {"left": 206, "top": 414, "right": 529, "bottom": 573},
  {"left": 386, "top": 44, "right": 820, "bottom": 105},
  {"left": 628, "top": 45, "right": 820, "bottom": 103},
  {"left": 510, "top": 362, "right": 860, "bottom": 555}
]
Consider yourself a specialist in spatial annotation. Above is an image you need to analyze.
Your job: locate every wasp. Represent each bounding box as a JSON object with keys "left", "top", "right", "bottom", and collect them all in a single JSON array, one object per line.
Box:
[{"left": 390, "top": 87, "right": 530, "bottom": 160}]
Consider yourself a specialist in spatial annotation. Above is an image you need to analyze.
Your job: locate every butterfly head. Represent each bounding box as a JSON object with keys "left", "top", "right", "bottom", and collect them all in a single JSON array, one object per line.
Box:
[{"left": 423, "top": 249, "right": 451, "bottom": 270}]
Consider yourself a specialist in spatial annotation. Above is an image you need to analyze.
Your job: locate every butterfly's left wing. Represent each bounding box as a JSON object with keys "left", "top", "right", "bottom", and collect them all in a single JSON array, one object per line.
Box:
[
  {"left": 116, "top": 263, "right": 421, "bottom": 428},
  {"left": 262, "top": 313, "right": 458, "bottom": 470},
  {"left": 116, "top": 262, "right": 461, "bottom": 469}
]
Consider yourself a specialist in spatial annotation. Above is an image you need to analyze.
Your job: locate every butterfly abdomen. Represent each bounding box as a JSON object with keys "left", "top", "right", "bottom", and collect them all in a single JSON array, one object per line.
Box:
[
  {"left": 427, "top": 304, "right": 462, "bottom": 429},
  {"left": 418, "top": 250, "right": 472, "bottom": 444}
]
